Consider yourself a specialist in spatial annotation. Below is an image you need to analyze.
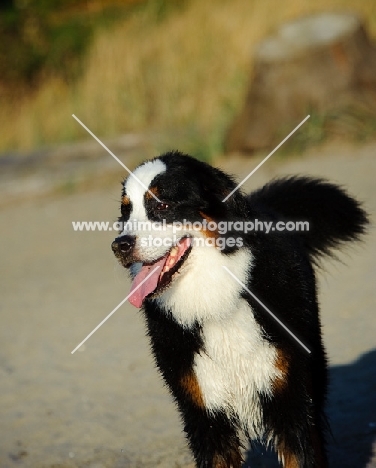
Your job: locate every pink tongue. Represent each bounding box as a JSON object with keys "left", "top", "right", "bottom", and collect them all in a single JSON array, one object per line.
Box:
[
  {"left": 128, "top": 237, "right": 191, "bottom": 308},
  {"left": 128, "top": 256, "right": 167, "bottom": 308}
]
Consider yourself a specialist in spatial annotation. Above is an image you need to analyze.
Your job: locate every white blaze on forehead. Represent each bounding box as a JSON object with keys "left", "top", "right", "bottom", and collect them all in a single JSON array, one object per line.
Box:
[{"left": 124, "top": 159, "right": 166, "bottom": 221}]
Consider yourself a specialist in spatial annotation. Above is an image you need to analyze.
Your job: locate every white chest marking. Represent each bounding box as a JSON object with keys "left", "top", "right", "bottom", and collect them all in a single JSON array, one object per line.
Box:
[
  {"left": 194, "top": 300, "right": 280, "bottom": 439},
  {"left": 157, "top": 246, "right": 251, "bottom": 326},
  {"left": 156, "top": 241, "right": 279, "bottom": 437}
]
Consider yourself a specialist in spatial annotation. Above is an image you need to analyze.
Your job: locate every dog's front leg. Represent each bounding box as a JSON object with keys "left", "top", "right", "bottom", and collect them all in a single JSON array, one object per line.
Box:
[{"left": 180, "top": 407, "right": 243, "bottom": 468}]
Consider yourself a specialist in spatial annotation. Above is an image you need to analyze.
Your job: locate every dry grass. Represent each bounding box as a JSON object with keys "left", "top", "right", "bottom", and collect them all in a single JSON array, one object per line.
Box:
[{"left": 2, "top": 0, "right": 376, "bottom": 156}]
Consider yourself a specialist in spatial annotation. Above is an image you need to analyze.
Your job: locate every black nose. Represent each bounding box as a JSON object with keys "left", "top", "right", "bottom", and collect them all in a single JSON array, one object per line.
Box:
[{"left": 111, "top": 235, "right": 136, "bottom": 254}]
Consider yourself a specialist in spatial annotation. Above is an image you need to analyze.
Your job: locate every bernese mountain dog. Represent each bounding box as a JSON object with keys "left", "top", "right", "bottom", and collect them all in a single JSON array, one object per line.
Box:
[{"left": 111, "top": 151, "right": 368, "bottom": 468}]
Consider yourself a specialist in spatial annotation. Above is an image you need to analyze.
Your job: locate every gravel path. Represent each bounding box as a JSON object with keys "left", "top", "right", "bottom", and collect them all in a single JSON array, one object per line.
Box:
[{"left": 0, "top": 142, "right": 375, "bottom": 467}]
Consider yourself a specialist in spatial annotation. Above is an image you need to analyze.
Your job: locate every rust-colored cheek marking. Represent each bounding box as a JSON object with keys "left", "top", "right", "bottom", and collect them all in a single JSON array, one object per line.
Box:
[
  {"left": 121, "top": 195, "right": 130, "bottom": 205},
  {"left": 180, "top": 370, "right": 205, "bottom": 408},
  {"left": 212, "top": 450, "right": 243, "bottom": 468},
  {"left": 277, "top": 439, "right": 300, "bottom": 468},
  {"left": 273, "top": 348, "right": 290, "bottom": 393},
  {"left": 144, "top": 186, "right": 160, "bottom": 200},
  {"left": 278, "top": 447, "right": 300, "bottom": 468},
  {"left": 199, "top": 212, "right": 219, "bottom": 240}
]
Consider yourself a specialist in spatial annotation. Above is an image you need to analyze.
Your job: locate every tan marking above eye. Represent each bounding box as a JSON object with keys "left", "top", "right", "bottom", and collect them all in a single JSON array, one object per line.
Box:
[
  {"left": 121, "top": 195, "right": 130, "bottom": 205},
  {"left": 145, "top": 186, "right": 160, "bottom": 200}
]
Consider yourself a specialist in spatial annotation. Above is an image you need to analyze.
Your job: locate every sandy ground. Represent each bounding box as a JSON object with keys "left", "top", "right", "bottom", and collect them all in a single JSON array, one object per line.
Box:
[{"left": 0, "top": 142, "right": 375, "bottom": 467}]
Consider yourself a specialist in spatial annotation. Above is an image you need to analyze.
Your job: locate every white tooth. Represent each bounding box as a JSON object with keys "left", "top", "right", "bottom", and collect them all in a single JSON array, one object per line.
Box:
[{"left": 170, "top": 247, "right": 178, "bottom": 256}]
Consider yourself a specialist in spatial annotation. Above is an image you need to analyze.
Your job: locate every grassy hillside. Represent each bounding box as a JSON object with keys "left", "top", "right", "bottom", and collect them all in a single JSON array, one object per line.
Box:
[{"left": 1, "top": 0, "right": 376, "bottom": 157}]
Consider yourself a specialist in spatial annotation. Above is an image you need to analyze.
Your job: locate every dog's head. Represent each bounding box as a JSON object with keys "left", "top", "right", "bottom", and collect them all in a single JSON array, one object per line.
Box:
[{"left": 111, "top": 151, "right": 249, "bottom": 308}]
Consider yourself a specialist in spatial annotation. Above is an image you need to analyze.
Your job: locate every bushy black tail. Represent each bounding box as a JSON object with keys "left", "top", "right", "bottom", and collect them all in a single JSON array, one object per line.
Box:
[{"left": 248, "top": 176, "right": 368, "bottom": 262}]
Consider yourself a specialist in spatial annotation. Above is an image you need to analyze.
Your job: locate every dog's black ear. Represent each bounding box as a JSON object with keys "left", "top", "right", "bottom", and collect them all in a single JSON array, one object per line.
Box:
[
  {"left": 223, "top": 188, "right": 250, "bottom": 219},
  {"left": 158, "top": 151, "right": 249, "bottom": 218},
  {"left": 195, "top": 165, "right": 250, "bottom": 219}
]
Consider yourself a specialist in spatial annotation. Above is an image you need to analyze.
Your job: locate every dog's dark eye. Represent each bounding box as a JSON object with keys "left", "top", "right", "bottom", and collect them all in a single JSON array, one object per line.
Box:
[{"left": 155, "top": 202, "right": 169, "bottom": 211}]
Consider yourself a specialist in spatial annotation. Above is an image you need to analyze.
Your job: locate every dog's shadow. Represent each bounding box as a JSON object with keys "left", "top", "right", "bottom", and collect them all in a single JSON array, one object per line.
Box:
[{"left": 243, "top": 349, "right": 376, "bottom": 467}]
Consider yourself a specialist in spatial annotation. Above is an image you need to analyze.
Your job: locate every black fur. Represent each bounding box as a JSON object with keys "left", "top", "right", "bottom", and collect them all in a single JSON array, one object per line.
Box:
[{"left": 248, "top": 176, "right": 368, "bottom": 263}]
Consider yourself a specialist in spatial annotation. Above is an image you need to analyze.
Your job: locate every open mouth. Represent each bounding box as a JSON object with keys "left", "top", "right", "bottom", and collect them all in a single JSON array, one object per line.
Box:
[{"left": 128, "top": 237, "right": 192, "bottom": 308}]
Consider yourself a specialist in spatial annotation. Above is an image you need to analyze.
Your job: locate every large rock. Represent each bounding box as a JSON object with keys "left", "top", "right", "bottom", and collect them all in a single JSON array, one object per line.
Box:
[{"left": 225, "top": 12, "right": 376, "bottom": 153}]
